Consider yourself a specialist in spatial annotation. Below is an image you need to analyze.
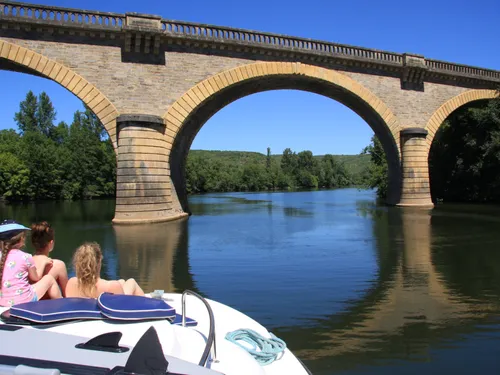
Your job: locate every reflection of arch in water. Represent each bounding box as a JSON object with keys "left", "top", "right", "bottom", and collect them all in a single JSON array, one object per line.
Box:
[
  {"left": 112, "top": 216, "right": 198, "bottom": 293},
  {"left": 280, "top": 206, "right": 495, "bottom": 368},
  {"left": 276, "top": 204, "right": 403, "bottom": 355}
]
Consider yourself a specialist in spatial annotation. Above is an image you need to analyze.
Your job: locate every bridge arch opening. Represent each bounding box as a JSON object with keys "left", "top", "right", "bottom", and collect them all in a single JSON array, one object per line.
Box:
[
  {"left": 0, "top": 40, "right": 119, "bottom": 148},
  {"left": 165, "top": 62, "right": 402, "bottom": 213},
  {"left": 427, "top": 89, "right": 500, "bottom": 203}
]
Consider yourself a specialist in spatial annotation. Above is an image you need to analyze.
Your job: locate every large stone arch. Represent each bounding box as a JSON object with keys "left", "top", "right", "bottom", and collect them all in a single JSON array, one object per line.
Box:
[
  {"left": 425, "top": 89, "right": 499, "bottom": 146},
  {"left": 163, "top": 61, "right": 402, "bottom": 213},
  {"left": 0, "top": 39, "right": 119, "bottom": 148}
]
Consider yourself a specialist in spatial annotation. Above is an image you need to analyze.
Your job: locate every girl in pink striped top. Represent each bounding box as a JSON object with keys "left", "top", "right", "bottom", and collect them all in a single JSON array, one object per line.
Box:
[{"left": 0, "top": 220, "right": 62, "bottom": 307}]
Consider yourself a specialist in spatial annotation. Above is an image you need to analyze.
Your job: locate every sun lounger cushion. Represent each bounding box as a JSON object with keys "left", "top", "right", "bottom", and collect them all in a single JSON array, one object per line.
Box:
[
  {"left": 97, "top": 293, "right": 176, "bottom": 321},
  {"left": 5, "top": 294, "right": 197, "bottom": 326},
  {"left": 9, "top": 298, "right": 101, "bottom": 323}
]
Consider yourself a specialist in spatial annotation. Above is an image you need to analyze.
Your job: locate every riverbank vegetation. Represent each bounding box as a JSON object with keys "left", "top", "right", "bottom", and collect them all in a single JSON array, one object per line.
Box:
[
  {"left": 185, "top": 148, "right": 370, "bottom": 194},
  {"left": 429, "top": 97, "right": 500, "bottom": 203},
  {"left": 2, "top": 91, "right": 499, "bottom": 203}
]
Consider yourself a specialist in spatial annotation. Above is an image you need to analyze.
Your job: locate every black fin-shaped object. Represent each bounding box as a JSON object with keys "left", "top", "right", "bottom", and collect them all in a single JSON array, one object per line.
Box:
[
  {"left": 124, "top": 326, "right": 169, "bottom": 375},
  {"left": 76, "top": 331, "right": 129, "bottom": 353}
]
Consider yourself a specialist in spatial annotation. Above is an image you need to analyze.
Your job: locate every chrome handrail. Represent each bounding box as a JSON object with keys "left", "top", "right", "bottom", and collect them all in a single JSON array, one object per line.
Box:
[{"left": 181, "top": 290, "right": 217, "bottom": 366}]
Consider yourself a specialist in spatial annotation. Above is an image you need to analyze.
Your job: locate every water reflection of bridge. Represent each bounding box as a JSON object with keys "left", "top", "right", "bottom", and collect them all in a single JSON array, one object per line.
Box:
[
  {"left": 112, "top": 217, "right": 198, "bottom": 294},
  {"left": 282, "top": 206, "right": 497, "bottom": 365},
  {"left": 111, "top": 204, "right": 498, "bottom": 365}
]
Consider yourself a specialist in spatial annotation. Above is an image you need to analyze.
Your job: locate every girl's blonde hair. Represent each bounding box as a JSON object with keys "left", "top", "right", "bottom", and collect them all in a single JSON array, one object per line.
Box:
[
  {"left": 0, "top": 232, "right": 26, "bottom": 284},
  {"left": 72, "top": 242, "right": 102, "bottom": 297}
]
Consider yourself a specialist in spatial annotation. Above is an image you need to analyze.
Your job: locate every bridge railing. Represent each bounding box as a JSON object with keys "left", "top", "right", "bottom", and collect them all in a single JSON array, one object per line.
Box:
[
  {"left": 426, "top": 59, "right": 500, "bottom": 80},
  {"left": 0, "top": 1, "right": 125, "bottom": 29},
  {"left": 0, "top": 1, "right": 498, "bottom": 83},
  {"left": 161, "top": 20, "right": 404, "bottom": 65}
]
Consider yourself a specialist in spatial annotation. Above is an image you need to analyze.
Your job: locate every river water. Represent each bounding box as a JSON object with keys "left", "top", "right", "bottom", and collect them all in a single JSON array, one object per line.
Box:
[{"left": 1, "top": 188, "right": 500, "bottom": 374}]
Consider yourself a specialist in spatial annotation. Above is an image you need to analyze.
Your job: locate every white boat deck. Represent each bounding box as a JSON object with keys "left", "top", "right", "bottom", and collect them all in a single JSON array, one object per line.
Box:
[{"left": 0, "top": 292, "right": 310, "bottom": 375}]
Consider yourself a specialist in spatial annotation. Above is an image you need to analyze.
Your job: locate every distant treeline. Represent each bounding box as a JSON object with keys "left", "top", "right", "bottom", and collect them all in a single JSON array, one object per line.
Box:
[{"left": 185, "top": 148, "right": 370, "bottom": 194}]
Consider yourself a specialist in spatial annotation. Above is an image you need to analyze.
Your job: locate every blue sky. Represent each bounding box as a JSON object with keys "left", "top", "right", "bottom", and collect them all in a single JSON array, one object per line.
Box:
[{"left": 0, "top": 0, "right": 498, "bottom": 155}]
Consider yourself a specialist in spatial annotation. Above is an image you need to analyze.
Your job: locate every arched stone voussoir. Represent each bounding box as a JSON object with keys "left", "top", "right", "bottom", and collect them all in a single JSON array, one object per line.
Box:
[
  {"left": 0, "top": 39, "right": 119, "bottom": 148},
  {"left": 163, "top": 61, "right": 402, "bottom": 144},
  {"left": 425, "top": 89, "right": 498, "bottom": 145}
]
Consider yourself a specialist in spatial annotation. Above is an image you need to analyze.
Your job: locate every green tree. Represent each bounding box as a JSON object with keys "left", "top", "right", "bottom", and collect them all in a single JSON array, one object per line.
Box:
[
  {"left": 61, "top": 108, "right": 114, "bottom": 199},
  {"left": 0, "top": 129, "right": 22, "bottom": 155},
  {"left": 0, "top": 153, "right": 31, "bottom": 201},
  {"left": 36, "top": 92, "right": 57, "bottom": 138},
  {"left": 362, "top": 135, "right": 388, "bottom": 198},
  {"left": 280, "top": 148, "right": 297, "bottom": 175},
  {"left": 241, "top": 163, "right": 269, "bottom": 191},
  {"left": 52, "top": 121, "right": 70, "bottom": 145},
  {"left": 429, "top": 97, "right": 500, "bottom": 202},
  {"left": 14, "top": 91, "right": 38, "bottom": 134},
  {"left": 321, "top": 154, "right": 351, "bottom": 188},
  {"left": 19, "top": 131, "right": 61, "bottom": 199},
  {"left": 296, "top": 170, "right": 318, "bottom": 188},
  {"left": 297, "top": 150, "right": 315, "bottom": 170}
]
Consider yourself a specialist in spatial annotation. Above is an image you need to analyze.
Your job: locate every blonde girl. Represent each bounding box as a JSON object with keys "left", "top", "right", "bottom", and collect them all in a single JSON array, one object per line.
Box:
[{"left": 65, "top": 242, "right": 144, "bottom": 298}]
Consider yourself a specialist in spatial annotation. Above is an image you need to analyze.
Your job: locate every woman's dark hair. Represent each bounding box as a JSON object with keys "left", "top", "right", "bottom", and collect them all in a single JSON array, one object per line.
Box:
[{"left": 31, "top": 221, "right": 55, "bottom": 251}]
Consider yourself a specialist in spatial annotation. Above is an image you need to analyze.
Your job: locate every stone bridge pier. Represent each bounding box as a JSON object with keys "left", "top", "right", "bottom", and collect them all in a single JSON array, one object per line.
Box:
[
  {"left": 398, "top": 128, "right": 433, "bottom": 207},
  {"left": 113, "top": 114, "right": 186, "bottom": 224},
  {"left": 0, "top": 1, "right": 498, "bottom": 224}
]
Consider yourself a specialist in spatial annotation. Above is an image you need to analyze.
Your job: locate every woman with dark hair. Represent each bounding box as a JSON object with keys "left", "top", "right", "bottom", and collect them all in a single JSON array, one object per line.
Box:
[{"left": 31, "top": 221, "right": 69, "bottom": 297}]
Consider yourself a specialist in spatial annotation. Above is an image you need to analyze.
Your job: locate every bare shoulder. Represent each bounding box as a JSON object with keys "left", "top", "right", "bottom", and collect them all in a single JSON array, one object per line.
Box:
[{"left": 65, "top": 277, "right": 79, "bottom": 297}]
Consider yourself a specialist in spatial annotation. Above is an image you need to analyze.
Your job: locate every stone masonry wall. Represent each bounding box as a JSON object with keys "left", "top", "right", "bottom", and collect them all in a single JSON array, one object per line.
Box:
[
  {"left": 0, "top": 37, "right": 254, "bottom": 117},
  {"left": 342, "top": 72, "right": 468, "bottom": 128},
  {"left": 0, "top": 36, "right": 471, "bottom": 133}
]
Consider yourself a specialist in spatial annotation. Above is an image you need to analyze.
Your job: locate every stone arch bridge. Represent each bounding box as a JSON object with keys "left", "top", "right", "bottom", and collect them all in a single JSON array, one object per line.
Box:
[{"left": 0, "top": 1, "right": 498, "bottom": 224}]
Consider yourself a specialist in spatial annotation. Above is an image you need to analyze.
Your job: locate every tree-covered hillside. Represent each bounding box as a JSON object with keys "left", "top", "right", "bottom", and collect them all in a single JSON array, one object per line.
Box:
[
  {"left": 188, "top": 150, "right": 370, "bottom": 177},
  {"left": 185, "top": 148, "right": 370, "bottom": 194}
]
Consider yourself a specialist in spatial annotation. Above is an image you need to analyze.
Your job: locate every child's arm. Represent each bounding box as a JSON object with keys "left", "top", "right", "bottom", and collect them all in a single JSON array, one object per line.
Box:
[{"left": 28, "top": 256, "right": 52, "bottom": 282}]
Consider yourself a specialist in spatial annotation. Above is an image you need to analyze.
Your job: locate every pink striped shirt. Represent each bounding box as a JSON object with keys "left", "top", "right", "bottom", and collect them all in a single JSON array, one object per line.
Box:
[{"left": 0, "top": 249, "right": 36, "bottom": 307}]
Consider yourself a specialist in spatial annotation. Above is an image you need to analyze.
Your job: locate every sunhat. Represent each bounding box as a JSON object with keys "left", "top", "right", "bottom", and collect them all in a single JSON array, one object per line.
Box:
[{"left": 0, "top": 219, "right": 30, "bottom": 240}]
